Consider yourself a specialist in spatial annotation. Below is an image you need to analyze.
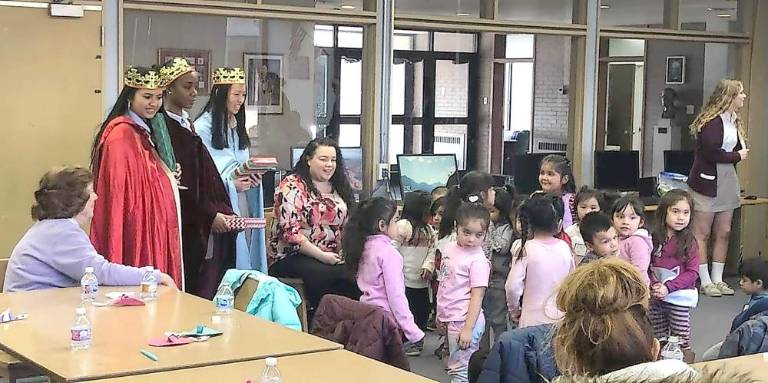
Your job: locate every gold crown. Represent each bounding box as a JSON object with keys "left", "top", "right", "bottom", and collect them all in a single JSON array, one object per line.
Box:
[
  {"left": 124, "top": 66, "right": 165, "bottom": 89},
  {"left": 212, "top": 67, "right": 245, "bottom": 85},
  {"left": 159, "top": 58, "right": 194, "bottom": 85}
]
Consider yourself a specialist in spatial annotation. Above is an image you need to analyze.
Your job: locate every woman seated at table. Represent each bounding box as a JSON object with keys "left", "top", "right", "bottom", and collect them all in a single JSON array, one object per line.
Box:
[
  {"left": 269, "top": 137, "right": 357, "bottom": 311},
  {"left": 552, "top": 257, "right": 696, "bottom": 381},
  {"left": 3, "top": 166, "right": 177, "bottom": 292}
]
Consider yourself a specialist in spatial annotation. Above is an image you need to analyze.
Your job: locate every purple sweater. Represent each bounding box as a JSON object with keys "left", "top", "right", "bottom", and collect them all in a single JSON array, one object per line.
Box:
[
  {"left": 357, "top": 234, "right": 424, "bottom": 343},
  {"left": 688, "top": 116, "right": 743, "bottom": 197},
  {"left": 3, "top": 219, "right": 158, "bottom": 292},
  {"left": 649, "top": 236, "right": 700, "bottom": 292}
]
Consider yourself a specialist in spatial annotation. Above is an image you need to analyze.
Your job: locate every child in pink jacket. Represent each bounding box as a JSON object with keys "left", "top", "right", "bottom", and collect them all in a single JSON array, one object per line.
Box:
[
  {"left": 611, "top": 196, "right": 653, "bottom": 286},
  {"left": 506, "top": 194, "right": 575, "bottom": 328},
  {"left": 344, "top": 197, "right": 424, "bottom": 347}
]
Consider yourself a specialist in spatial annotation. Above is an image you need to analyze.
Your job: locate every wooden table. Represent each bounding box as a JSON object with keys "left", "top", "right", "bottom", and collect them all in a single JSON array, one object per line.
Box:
[
  {"left": 88, "top": 349, "right": 437, "bottom": 383},
  {"left": 694, "top": 353, "right": 768, "bottom": 380},
  {"left": 0, "top": 287, "right": 341, "bottom": 382}
]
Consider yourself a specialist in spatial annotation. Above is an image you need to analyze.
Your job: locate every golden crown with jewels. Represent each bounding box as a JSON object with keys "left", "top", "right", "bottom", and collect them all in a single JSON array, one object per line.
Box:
[
  {"left": 124, "top": 66, "right": 165, "bottom": 89},
  {"left": 159, "top": 58, "right": 194, "bottom": 85},
  {"left": 212, "top": 67, "right": 245, "bottom": 85}
]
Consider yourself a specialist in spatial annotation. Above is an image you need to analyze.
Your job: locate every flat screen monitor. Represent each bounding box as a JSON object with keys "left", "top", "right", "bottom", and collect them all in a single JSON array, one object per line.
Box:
[
  {"left": 290, "top": 146, "right": 363, "bottom": 193},
  {"left": 664, "top": 150, "right": 694, "bottom": 176},
  {"left": 506, "top": 152, "right": 566, "bottom": 195},
  {"left": 594, "top": 150, "right": 640, "bottom": 191},
  {"left": 397, "top": 154, "right": 458, "bottom": 195}
]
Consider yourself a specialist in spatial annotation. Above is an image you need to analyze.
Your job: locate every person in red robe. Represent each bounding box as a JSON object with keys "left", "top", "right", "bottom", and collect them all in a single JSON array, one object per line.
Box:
[
  {"left": 90, "top": 66, "right": 183, "bottom": 286},
  {"left": 160, "top": 58, "right": 238, "bottom": 299}
]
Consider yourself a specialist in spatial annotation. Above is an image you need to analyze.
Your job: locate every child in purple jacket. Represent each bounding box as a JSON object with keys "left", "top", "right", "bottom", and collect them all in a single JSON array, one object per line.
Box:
[{"left": 649, "top": 190, "right": 700, "bottom": 350}]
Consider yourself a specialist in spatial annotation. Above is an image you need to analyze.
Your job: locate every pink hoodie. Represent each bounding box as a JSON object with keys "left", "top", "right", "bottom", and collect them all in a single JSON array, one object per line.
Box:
[{"left": 618, "top": 228, "right": 653, "bottom": 286}]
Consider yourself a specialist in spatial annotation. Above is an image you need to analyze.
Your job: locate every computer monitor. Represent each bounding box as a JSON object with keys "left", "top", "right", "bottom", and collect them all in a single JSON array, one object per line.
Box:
[
  {"left": 505, "top": 152, "right": 566, "bottom": 195},
  {"left": 290, "top": 146, "right": 363, "bottom": 193},
  {"left": 397, "top": 154, "right": 458, "bottom": 195},
  {"left": 594, "top": 151, "right": 640, "bottom": 191},
  {"left": 664, "top": 150, "right": 694, "bottom": 176}
]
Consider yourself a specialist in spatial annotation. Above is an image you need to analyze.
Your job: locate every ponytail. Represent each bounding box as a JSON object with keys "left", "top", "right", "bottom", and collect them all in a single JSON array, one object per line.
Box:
[
  {"left": 342, "top": 197, "right": 397, "bottom": 276},
  {"left": 438, "top": 171, "right": 494, "bottom": 239}
]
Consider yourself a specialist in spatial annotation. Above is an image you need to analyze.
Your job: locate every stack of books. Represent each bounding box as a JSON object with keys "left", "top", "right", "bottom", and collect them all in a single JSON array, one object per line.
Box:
[
  {"left": 226, "top": 217, "right": 267, "bottom": 230},
  {"left": 233, "top": 156, "right": 279, "bottom": 177}
]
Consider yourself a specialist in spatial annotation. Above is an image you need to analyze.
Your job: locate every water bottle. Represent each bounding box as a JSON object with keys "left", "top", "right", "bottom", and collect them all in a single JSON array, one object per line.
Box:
[
  {"left": 70, "top": 307, "right": 92, "bottom": 351},
  {"left": 261, "top": 357, "right": 281, "bottom": 383},
  {"left": 140, "top": 267, "right": 158, "bottom": 301},
  {"left": 214, "top": 283, "right": 234, "bottom": 315},
  {"left": 660, "top": 335, "right": 685, "bottom": 361},
  {"left": 80, "top": 267, "right": 99, "bottom": 303}
]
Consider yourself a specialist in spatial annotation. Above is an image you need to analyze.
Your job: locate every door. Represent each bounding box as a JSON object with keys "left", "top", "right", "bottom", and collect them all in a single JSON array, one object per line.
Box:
[
  {"left": 0, "top": 3, "right": 103, "bottom": 257},
  {"left": 606, "top": 63, "right": 636, "bottom": 151}
]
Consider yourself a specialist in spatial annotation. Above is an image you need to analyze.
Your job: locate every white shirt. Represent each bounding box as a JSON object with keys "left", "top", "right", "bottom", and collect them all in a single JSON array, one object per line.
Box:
[
  {"left": 720, "top": 112, "right": 738, "bottom": 151},
  {"left": 165, "top": 109, "right": 191, "bottom": 131}
]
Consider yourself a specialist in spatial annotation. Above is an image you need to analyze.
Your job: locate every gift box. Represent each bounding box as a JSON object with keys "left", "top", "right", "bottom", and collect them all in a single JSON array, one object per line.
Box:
[
  {"left": 233, "top": 156, "right": 279, "bottom": 177},
  {"left": 227, "top": 217, "right": 267, "bottom": 230}
]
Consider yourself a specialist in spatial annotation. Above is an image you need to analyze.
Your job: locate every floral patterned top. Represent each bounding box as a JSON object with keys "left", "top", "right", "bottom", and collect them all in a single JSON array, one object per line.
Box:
[{"left": 269, "top": 174, "right": 349, "bottom": 262}]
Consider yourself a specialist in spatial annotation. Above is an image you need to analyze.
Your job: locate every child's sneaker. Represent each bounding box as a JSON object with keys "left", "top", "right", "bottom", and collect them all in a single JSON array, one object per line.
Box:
[
  {"left": 404, "top": 339, "right": 424, "bottom": 356},
  {"left": 433, "top": 337, "right": 448, "bottom": 359}
]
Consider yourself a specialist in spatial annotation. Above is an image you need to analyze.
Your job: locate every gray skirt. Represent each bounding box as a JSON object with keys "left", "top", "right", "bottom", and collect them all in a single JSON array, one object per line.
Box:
[{"left": 691, "top": 164, "right": 741, "bottom": 213}]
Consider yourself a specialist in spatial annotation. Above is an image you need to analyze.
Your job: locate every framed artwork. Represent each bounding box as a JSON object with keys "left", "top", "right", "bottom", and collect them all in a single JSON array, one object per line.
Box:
[
  {"left": 665, "top": 56, "right": 686, "bottom": 85},
  {"left": 158, "top": 48, "right": 211, "bottom": 95},
  {"left": 244, "top": 53, "right": 284, "bottom": 114}
]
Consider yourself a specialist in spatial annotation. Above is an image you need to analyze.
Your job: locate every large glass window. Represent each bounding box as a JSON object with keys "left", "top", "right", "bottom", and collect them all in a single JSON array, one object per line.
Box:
[
  {"left": 499, "top": 0, "right": 575, "bottom": 24},
  {"left": 395, "top": 0, "right": 480, "bottom": 18},
  {"left": 680, "top": 0, "right": 742, "bottom": 33},
  {"left": 124, "top": 12, "right": 366, "bottom": 179},
  {"left": 597, "top": 38, "right": 739, "bottom": 177},
  {"left": 600, "top": 0, "right": 665, "bottom": 29}
]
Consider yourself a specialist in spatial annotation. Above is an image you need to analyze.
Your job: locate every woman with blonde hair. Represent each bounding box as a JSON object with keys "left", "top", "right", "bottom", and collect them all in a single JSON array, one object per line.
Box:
[
  {"left": 687, "top": 79, "right": 748, "bottom": 297},
  {"left": 552, "top": 258, "right": 695, "bottom": 380}
]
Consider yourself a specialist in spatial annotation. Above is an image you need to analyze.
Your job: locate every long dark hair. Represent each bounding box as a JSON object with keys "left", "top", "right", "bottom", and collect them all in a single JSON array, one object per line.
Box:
[
  {"left": 91, "top": 69, "right": 152, "bottom": 169},
  {"left": 343, "top": 197, "right": 397, "bottom": 275},
  {"left": 200, "top": 82, "right": 249, "bottom": 150},
  {"left": 516, "top": 194, "right": 562, "bottom": 261},
  {"left": 293, "top": 137, "right": 355, "bottom": 208},
  {"left": 401, "top": 191, "right": 434, "bottom": 247},
  {"left": 652, "top": 189, "right": 696, "bottom": 262},
  {"left": 438, "top": 171, "right": 494, "bottom": 239},
  {"left": 492, "top": 185, "right": 515, "bottom": 227},
  {"left": 540, "top": 154, "right": 577, "bottom": 194}
]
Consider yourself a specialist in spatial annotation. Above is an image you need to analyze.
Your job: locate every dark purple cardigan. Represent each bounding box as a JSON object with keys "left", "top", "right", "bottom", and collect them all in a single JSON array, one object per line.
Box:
[{"left": 687, "top": 115, "right": 742, "bottom": 197}]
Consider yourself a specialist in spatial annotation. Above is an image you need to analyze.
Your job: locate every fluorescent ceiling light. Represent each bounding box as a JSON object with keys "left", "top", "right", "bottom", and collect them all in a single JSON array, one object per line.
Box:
[
  {"left": 456, "top": 12, "right": 471, "bottom": 16},
  {"left": 340, "top": 4, "right": 356, "bottom": 10},
  {"left": 716, "top": 13, "right": 732, "bottom": 18},
  {"left": 600, "top": 4, "right": 610, "bottom": 9}
]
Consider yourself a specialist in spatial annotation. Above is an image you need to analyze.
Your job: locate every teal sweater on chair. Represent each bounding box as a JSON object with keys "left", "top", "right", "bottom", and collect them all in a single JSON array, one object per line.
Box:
[{"left": 220, "top": 269, "right": 302, "bottom": 331}]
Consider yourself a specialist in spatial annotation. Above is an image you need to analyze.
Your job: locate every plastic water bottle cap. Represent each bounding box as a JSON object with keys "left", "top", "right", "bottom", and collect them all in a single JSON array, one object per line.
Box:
[
  {"left": 145, "top": 266, "right": 154, "bottom": 271},
  {"left": 76, "top": 307, "right": 87, "bottom": 315},
  {"left": 85, "top": 267, "right": 94, "bottom": 273},
  {"left": 265, "top": 357, "right": 277, "bottom": 367}
]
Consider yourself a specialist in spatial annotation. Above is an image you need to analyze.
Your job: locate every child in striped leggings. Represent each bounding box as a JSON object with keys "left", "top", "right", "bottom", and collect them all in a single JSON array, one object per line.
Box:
[{"left": 648, "top": 190, "right": 700, "bottom": 349}]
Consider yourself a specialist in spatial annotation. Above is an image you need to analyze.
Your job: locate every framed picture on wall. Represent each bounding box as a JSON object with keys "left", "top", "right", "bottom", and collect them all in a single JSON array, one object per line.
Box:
[
  {"left": 158, "top": 49, "right": 211, "bottom": 96},
  {"left": 665, "top": 56, "right": 686, "bottom": 85},
  {"left": 244, "top": 53, "right": 284, "bottom": 115}
]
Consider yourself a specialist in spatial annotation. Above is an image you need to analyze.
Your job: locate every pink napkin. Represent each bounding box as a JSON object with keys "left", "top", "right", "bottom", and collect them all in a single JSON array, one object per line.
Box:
[
  {"left": 112, "top": 294, "right": 145, "bottom": 306},
  {"left": 148, "top": 335, "right": 193, "bottom": 347}
]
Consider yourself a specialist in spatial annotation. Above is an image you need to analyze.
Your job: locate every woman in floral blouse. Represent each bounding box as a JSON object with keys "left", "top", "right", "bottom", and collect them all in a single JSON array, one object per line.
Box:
[{"left": 269, "top": 137, "right": 357, "bottom": 311}]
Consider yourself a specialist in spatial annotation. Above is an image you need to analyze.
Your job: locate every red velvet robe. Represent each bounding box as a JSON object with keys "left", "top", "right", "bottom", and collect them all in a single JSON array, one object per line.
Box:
[
  {"left": 90, "top": 116, "right": 183, "bottom": 285},
  {"left": 165, "top": 113, "right": 236, "bottom": 299}
]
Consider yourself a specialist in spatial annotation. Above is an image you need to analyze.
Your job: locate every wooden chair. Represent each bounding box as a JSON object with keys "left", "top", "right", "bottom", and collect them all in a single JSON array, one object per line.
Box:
[
  {"left": 233, "top": 275, "right": 260, "bottom": 312},
  {"left": 278, "top": 277, "right": 308, "bottom": 332},
  {"left": 0, "top": 258, "right": 43, "bottom": 383}
]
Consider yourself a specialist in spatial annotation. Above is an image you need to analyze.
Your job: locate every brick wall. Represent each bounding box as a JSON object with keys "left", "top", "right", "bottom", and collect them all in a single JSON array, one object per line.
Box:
[{"left": 532, "top": 35, "right": 570, "bottom": 152}]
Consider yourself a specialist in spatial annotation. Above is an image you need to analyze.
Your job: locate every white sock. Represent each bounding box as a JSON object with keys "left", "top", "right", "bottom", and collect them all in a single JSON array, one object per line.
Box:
[
  {"left": 711, "top": 262, "right": 725, "bottom": 284},
  {"left": 699, "top": 264, "right": 713, "bottom": 286}
]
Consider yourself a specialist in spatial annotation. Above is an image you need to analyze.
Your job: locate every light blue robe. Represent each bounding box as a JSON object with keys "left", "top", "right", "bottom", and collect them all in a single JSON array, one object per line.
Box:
[{"left": 195, "top": 112, "right": 267, "bottom": 272}]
